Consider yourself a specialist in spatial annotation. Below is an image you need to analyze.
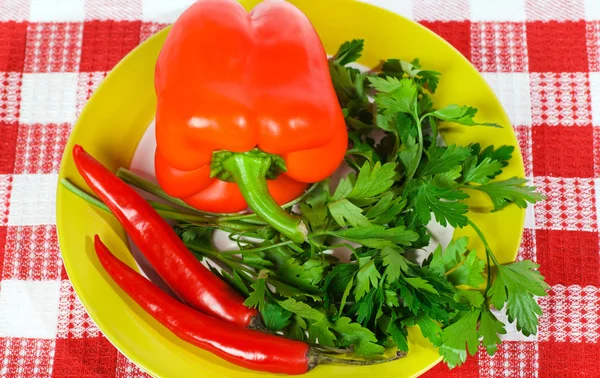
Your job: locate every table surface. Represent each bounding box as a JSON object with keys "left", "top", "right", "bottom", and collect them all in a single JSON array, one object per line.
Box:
[{"left": 0, "top": 0, "right": 599, "bottom": 377}]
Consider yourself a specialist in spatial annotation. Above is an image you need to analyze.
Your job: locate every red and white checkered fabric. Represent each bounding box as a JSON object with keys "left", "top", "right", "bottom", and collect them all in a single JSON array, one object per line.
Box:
[{"left": 0, "top": 0, "right": 598, "bottom": 377}]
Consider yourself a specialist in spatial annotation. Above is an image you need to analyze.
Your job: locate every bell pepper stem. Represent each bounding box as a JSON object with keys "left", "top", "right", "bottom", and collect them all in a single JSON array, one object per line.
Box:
[{"left": 222, "top": 154, "right": 307, "bottom": 244}]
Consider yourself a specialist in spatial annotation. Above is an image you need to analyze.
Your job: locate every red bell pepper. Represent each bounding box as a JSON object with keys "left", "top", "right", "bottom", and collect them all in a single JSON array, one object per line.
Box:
[
  {"left": 154, "top": 0, "right": 347, "bottom": 243},
  {"left": 72, "top": 145, "right": 259, "bottom": 328}
]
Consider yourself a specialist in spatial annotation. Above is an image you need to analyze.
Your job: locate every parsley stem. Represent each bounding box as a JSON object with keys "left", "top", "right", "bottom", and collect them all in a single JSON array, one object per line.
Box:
[
  {"left": 405, "top": 112, "right": 424, "bottom": 181},
  {"left": 219, "top": 240, "right": 294, "bottom": 255},
  {"left": 61, "top": 178, "right": 215, "bottom": 224},
  {"left": 466, "top": 218, "right": 500, "bottom": 266},
  {"left": 116, "top": 168, "right": 228, "bottom": 215}
]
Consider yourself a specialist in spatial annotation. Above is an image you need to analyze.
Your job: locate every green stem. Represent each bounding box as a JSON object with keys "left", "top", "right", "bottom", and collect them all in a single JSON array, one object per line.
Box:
[
  {"left": 466, "top": 218, "right": 500, "bottom": 266},
  {"left": 222, "top": 154, "right": 307, "bottom": 244},
  {"left": 219, "top": 183, "right": 319, "bottom": 222},
  {"left": 116, "top": 168, "right": 238, "bottom": 216},
  {"left": 61, "top": 179, "right": 212, "bottom": 224},
  {"left": 219, "top": 240, "right": 294, "bottom": 255},
  {"left": 317, "top": 351, "right": 406, "bottom": 366}
]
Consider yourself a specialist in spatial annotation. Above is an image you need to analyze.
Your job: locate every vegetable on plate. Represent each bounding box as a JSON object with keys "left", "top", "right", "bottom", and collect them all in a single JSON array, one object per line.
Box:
[
  {"left": 154, "top": 0, "right": 348, "bottom": 244},
  {"left": 72, "top": 144, "right": 259, "bottom": 328}
]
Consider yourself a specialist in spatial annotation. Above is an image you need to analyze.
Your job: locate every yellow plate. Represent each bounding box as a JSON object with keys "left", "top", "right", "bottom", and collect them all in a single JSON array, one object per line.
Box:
[{"left": 56, "top": 1, "right": 525, "bottom": 377}]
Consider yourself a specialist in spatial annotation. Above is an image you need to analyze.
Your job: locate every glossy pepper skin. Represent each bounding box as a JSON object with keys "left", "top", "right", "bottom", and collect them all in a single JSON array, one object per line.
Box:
[
  {"left": 94, "top": 236, "right": 314, "bottom": 375},
  {"left": 72, "top": 145, "right": 258, "bottom": 327},
  {"left": 154, "top": 0, "right": 347, "bottom": 230}
]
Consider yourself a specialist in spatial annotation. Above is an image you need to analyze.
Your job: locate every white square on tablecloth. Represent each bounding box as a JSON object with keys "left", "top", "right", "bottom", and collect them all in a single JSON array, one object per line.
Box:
[
  {"left": 525, "top": 182, "right": 537, "bottom": 229},
  {"left": 142, "top": 0, "right": 197, "bottom": 22},
  {"left": 469, "top": 0, "right": 526, "bottom": 21},
  {"left": 7, "top": 174, "right": 58, "bottom": 226},
  {"left": 0, "top": 280, "right": 61, "bottom": 339},
  {"left": 359, "top": 0, "right": 413, "bottom": 19},
  {"left": 29, "top": 0, "right": 85, "bottom": 22},
  {"left": 585, "top": 0, "right": 600, "bottom": 20},
  {"left": 0, "top": 0, "right": 30, "bottom": 21},
  {"left": 19, "top": 73, "right": 78, "bottom": 125},
  {"left": 589, "top": 72, "right": 600, "bottom": 126},
  {"left": 482, "top": 72, "right": 532, "bottom": 127}
]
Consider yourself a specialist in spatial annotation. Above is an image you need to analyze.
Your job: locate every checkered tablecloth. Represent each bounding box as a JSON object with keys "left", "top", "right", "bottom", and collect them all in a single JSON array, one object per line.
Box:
[{"left": 0, "top": 0, "right": 598, "bottom": 377}]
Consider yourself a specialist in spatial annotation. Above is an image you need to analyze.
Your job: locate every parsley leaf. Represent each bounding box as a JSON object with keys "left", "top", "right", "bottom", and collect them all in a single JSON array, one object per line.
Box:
[
  {"left": 277, "top": 298, "right": 326, "bottom": 321},
  {"left": 333, "top": 317, "right": 386, "bottom": 357},
  {"left": 354, "top": 257, "right": 381, "bottom": 300},
  {"left": 447, "top": 249, "right": 486, "bottom": 288},
  {"left": 369, "top": 76, "right": 418, "bottom": 116},
  {"left": 308, "top": 319, "right": 337, "bottom": 347},
  {"left": 461, "top": 156, "right": 504, "bottom": 185},
  {"left": 381, "top": 246, "right": 410, "bottom": 283},
  {"left": 326, "top": 225, "right": 419, "bottom": 248},
  {"left": 469, "top": 177, "right": 546, "bottom": 211},
  {"left": 244, "top": 277, "right": 267, "bottom": 311},
  {"left": 430, "top": 105, "right": 502, "bottom": 128},
  {"left": 328, "top": 199, "right": 370, "bottom": 227},
  {"left": 439, "top": 310, "right": 481, "bottom": 368},
  {"left": 388, "top": 315, "right": 409, "bottom": 352},
  {"left": 261, "top": 302, "right": 292, "bottom": 332},
  {"left": 414, "top": 182, "right": 469, "bottom": 227},
  {"left": 415, "top": 315, "right": 443, "bottom": 347},
  {"left": 420, "top": 145, "right": 471, "bottom": 177},
  {"left": 478, "top": 309, "right": 506, "bottom": 355},
  {"left": 347, "top": 161, "right": 396, "bottom": 200},
  {"left": 488, "top": 261, "right": 549, "bottom": 336},
  {"left": 333, "top": 39, "right": 364, "bottom": 65}
]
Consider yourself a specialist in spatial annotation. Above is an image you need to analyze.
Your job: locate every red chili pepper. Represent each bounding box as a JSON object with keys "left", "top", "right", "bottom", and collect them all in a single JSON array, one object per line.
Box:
[
  {"left": 94, "top": 235, "right": 314, "bottom": 375},
  {"left": 154, "top": 0, "right": 347, "bottom": 243},
  {"left": 72, "top": 144, "right": 258, "bottom": 327}
]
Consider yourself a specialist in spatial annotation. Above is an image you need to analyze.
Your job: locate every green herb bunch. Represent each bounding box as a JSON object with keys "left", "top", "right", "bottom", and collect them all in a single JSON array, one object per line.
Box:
[{"left": 169, "top": 40, "right": 548, "bottom": 367}]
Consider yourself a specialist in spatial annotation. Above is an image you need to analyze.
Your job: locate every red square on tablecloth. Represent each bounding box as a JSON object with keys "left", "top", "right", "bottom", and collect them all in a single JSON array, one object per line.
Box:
[
  {"left": 421, "top": 351, "right": 479, "bottom": 377},
  {"left": 1, "top": 225, "right": 62, "bottom": 280},
  {"left": 478, "top": 342, "right": 538, "bottom": 378},
  {"left": 0, "top": 337, "right": 54, "bottom": 377},
  {"left": 24, "top": 22, "right": 83, "bottom": 73},
  {"left": 14, "top": 123, "right": 71, "bottom": 174},
  {"left": 527, "top": 21, "right": 588, "bottom": 72},
  {"left": 0, "top": 175, "right": 12, "bottom": 226},
  {"left": 57, "top": 280, "right": 101, "bottom": 339},
  {"left": 529, "top": 72, "right": 592, "bottom": 126},
  {"left": 539, "top": 285, "right": 600, "bottom": 343},
  {"left": 534, "top": 176, "right": 597, "bottom": 232},
  {"left": 0, "top": 122, "right": 18, "bottom": 174},
  {"left": 538, "top": 341, "right": 600, "bottom": 377},
  {"left": 518, "top": 228, "right": 537, "bottom": 262},
  {"left": 471, "top": 22, "right": 528, "bottom": 72},
  {"left": 419, "top": 21, "right": 472, "bottom": 60},
  {"left": 0, "top": 72, "right": 23, "bottom": 124},
  {"left": 532, "top": 125, "right": 595, "bottom": 178},
  {"left": 79, "top": 20, "right": 141, "bottom": 72},
  {"left": 53, "top": 337, "right": 118, "bottom": 377},
  {"left": 536, "top": 229, "right": 599, "bottom": 286},
  {"left": 0, "top": 22, "right": 27, "bottom": 72}
]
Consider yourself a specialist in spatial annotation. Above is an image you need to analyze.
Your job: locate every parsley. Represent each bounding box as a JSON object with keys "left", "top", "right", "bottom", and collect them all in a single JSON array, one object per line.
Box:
[{"left": 167, "top": 40, "right": 548, "bottom": 369}]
